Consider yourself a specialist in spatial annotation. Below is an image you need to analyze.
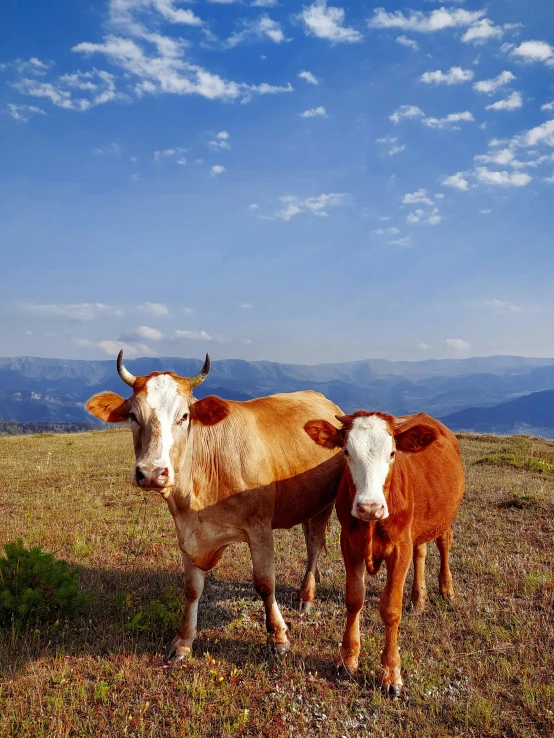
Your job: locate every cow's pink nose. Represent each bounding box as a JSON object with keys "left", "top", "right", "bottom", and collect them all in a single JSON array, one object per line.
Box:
[
  {"left": 135, "top": 464, "right": 170, "bottom": 488},
  {"left": 355, "top": 502, "right": 387, "bottom": 521}
]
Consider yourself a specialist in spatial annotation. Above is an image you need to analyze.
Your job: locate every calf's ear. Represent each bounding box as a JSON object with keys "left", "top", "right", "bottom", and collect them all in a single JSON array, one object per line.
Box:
[
  {"left": 395, "top": 424, "right": 438, "bottom": 453},
  {"left": 86, "top": 392, "right": 130, "bottom": 423},
  {"left": 190, "top": 395, "right": 230, "bottom": 426},
  {"left": 304, "top": 419, "right": 344, "bottom": 449}
]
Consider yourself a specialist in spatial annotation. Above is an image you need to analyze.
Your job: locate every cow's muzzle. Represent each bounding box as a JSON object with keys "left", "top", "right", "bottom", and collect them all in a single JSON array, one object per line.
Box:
[
  {"left": 354, "top": 501, "right": 389, "bottom": 522},
  {"left": 134, "top": 464, "right": 172, "bottom": 489}
]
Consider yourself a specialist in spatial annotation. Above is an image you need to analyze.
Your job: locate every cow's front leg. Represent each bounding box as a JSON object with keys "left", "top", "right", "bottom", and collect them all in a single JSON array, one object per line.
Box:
[
  {"left": 299, "top": 502, "right": 333, "bottom": 615},
  {"left": 165, "top": 553, "right": 205, "bottom": 664},
  {"left": 337, "top": 531, "right": 366, "bottom": 676},
  {"left": 380, "top": 541, "right": 412, "bottom": 697},
  {"left": 249, "top": 529, "right": 290, "bottom": 656}
]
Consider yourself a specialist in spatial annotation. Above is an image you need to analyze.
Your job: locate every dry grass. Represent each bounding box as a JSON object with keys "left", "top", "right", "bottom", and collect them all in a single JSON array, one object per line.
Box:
[{"left": 0, "top": 429, "right": 553, "bottom": 737}]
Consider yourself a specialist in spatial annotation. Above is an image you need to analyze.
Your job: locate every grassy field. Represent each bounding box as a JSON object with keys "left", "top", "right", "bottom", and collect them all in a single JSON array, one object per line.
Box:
[{"left": 0, "top": 429, "right": 553, "bottom": 738}]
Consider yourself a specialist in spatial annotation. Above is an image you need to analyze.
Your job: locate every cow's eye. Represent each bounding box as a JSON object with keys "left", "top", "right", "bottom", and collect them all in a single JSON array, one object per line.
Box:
[
  {"left": 390, "top": 450, "right": 396, "bottom": 459},
  {"left": 129, "top": 412, "right": 139, "bottom": 424},
  {"left": 343, "top": 449, "right": 349, "bottom": 456},
  {"left": 177, "top": 413, "right": 189, "bottom": 425}
]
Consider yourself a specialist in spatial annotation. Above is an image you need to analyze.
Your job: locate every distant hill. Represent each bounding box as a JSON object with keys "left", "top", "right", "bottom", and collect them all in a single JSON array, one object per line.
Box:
[
  {"left": 0, "top": 420, "right": 101, "bottom": 436},
  {"left": 441, "top": 390, "right": 554, "bottom": 438},
  {"left": 1, "top": 354, "right": 554, "bottom": 432}
]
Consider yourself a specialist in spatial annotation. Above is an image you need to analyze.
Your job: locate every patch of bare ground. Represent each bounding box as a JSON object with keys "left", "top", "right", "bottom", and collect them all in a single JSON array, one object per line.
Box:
[{"left": 0, "top": 429, "right": 553, "bottom": 737}]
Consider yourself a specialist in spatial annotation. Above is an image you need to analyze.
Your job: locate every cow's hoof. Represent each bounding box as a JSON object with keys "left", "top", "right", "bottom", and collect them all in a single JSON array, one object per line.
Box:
[
  {"left": 164, "top": 638, "right": 192, "bottom": 665},
  {"left": 299, "top": 600, "right": 314, "bottom": 616},
  {"left": 336, "top": 665, "right": 355, "bottom": 680},
  {"left": 383, "top": 683, "right": 402, "bottom": 700},
  {"left": 271, "top": 642, "right": 290, "bottom": 658}
]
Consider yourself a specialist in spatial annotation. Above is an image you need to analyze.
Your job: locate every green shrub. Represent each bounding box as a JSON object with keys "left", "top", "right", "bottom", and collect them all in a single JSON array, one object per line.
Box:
[{"left": 0, "top": 539, "right": 86, "bottom": 629}]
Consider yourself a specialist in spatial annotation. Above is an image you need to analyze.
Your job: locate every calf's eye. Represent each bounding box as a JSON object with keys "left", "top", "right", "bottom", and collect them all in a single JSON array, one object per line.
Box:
[
  {"left": 343, "top": 449, "right": 349, "bottom": 456},
  {"left": 390, "top": 451, "right": 396, "bottom": 459},
  {"left": 129, "top": 412, "right": 139, "bottom": 424}
]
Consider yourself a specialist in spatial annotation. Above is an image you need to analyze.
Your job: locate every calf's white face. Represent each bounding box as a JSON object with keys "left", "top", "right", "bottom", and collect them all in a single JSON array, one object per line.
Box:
[{"left": 345, "top": 415, "right": 394, "bottom": 521}]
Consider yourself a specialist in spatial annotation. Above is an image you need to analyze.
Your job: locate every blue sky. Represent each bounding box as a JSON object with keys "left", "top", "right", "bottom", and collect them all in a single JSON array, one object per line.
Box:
[{"left": 1, "top": 0, "right": 554, "bottom": 364}]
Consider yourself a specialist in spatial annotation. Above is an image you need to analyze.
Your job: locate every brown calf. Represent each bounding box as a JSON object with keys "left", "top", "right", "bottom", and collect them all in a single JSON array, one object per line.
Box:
[{"left": 305, "top": 411, "right": 465, "bottom": 696}]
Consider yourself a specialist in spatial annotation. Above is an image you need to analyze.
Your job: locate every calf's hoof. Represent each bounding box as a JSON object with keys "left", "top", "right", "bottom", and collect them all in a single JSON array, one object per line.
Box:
[
  {"left": 164, "top": 637, "right": 192, "bottom": 665},
  {"left": 383, "top": 683, "right": 402, "bottom": 700},
  {"left": 271, "top": 641, "right": 290, "bottom": 658},
  {"left": 299, "top": 600, "right": 314, "bottom": 616}
]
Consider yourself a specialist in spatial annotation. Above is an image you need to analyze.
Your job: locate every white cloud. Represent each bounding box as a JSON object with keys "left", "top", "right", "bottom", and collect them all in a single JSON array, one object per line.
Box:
[
  {"left": 415, "top": 343, "right": 430, "bottom": 350},
  {"left": 420, "top": 66, "right": 473, "bottom": 85},
  {"left": 99, "top": 340, "right": 140, "bottom": 357},
  {"left": 403, "top": 188, "right": 433, "bottom": 205},
  {"left": 475, "top": 167, "right": 531, "bottom": 187},
  {"left": 389, "top": 236, "right": 412, "bottom": 247},
  {"left": 174, "top": 329, "right": 214, "bottom": 341},
  {"left": 542, "top": 101, "right": 554, "bottom": 112},
  {"left": 442, "top": 173, "right": 470, "bottom": 190},
  {"left": 377, "top": 137, "right": 406, "bottom": 155},
  {"left": 373, "top": 227, "right": 400, "bottom": 236},
  {"left": 7, "top": 103, "right": 46, "bottom": 121},
  {"left": 140, "top": 302, "right": 170, "bottom": 315},
  {"left": 239, "top": 302, "right": 254, "bottom": 309},
  {"left": 20, "top": 302, "right": 119, "bottom": 321},
  {"left": 406, "top": 207, "right": 441, "bottom": 225},
  {"left": 135, "top": 325, "right": 165, "bottom": 340},
  {"left": 298, "top": 70, "right": 319, "bottom": 85},
  {"left": 485, "top": 91, "right": 522, "bottom": 111},
  {"left": 15, "top": 69, "right": 120, "bottom": 112},
  {"left": 480, "top": 208, "right": 492, "bottom": 214},
  {"left": 154, "top": 146, "right": 186, "bottom": 163},
  {"left": 544, "top": 173, "right": 554, "bottom": 183},
  {"left": 511, "top": 119, "right": 554, "bottom": 149},
  {"left": 369, "top": 7, "right": 484, "bottom": 33},
  {"left": 94, "top": 142, "right": 121, "bottom": 155},
  {"left": 301, "top": 0, "right": 362, "bottom": 43},
  {"left": 422, "top": 111, "right": 474, "bottom": 129},
  {"left": 209, "top": 130, "right": 231, "bottom": 150},
  {"left": 462, "top": 19, "right": 506, "bottom": 45},
  {"left": 446, "top": 338, "right": 470, "bottom": 350},
  {"left": 252, "top": 0, "right": 278, "bottom": 6},
  {"left": 396, "top": 35, "right": 418, "bottom": 50},
  {"left": 210, "top": 165, "right": 226, "bottom": 176},
  {"left": 265, "top": 192, "right": 348, "bottom": 220},
  {"left": 248, "top": 203, "right": 259, "bottom": 210},
  {"left": 511, "top": 40, "right": 554, "bottom": 65},
  {"left": 227, "top": 15, "right": 285, "bottom": 47},
  {"left": 480, "top": 299, "right": 522, "bottom": 314},
  {"left": 390, "top": 104, "right": 424, "bottom": 124},
  {"left": 473, "top": 70, "right": 515, "bottom": 94},
  {"left": 300, "top": 105, "right": 327, "bottom": 118}
]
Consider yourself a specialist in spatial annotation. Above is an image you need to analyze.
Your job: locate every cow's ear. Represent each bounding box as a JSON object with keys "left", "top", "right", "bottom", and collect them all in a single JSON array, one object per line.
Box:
[
  {"left": 190, "top": 396, "right": 230, "bottom": 426},
  {"left": 86, "top": 392, "right": 130, "bottom": 423},
  {"left": 395, "top": 424, "right": 438, "bottom": 453},
  {"left": 304, "top": 420, "right": 344, "bottom": 449}
]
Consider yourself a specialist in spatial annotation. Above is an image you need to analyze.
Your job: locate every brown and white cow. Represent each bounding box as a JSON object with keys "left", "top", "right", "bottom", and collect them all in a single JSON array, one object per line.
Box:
[
  {"left": 305, "top": 411, "right": 465, "bottom": 696},
  {"left": 86, "top": 352, "right": 344, "bottom": 661}
]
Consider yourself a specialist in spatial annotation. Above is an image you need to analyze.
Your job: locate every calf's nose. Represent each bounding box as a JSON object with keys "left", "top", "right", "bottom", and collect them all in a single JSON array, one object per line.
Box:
[
  {"left": 355, "top": 501, "right": 388, "bottom": 521},
  {"left": 135, "top": 464, "right": 170, "bottom": 488}
]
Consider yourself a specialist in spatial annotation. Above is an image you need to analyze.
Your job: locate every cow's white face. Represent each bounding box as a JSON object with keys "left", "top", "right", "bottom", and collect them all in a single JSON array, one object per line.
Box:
[
  {"left": 128, "top": 374, "right": 191, "bottom": 489},
  {"left": 345, "top": 415, "right": 394, "bottom": 521}
]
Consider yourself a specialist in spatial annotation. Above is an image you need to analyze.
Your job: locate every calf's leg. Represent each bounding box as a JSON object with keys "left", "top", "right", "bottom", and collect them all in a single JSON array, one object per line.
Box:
[
  {"left": 436, "top": 527, "right": 455, "bottom": 599},
  {"left": 165, "top": 553, "right": 205, "bottom": 663},
  {"left": 410, "top": 542, "right": 428, "bottom": 612},
  {"left": 380, "top": 542, "right": 412, "bottom": 697},
  {"left": 249, "top": 529, "right": 290, "bottom": 656},
  {"left": 298, "top": 502, "right": 333, "bottom": 615},
  {"left": 337, "top": 532, "right": 366, "bottom": 676}
]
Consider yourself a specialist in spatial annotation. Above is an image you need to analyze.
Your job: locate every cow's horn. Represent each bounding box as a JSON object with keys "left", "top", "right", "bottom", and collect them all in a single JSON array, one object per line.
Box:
[
  {"left": 189, "top": 353, "right": 210, "bottom": 388},
  {"left": 335, "top": 414, "right": 348, "bottom": 424},
  {"left": 117, "top": 350, "right": 137, "bottom": 387}
]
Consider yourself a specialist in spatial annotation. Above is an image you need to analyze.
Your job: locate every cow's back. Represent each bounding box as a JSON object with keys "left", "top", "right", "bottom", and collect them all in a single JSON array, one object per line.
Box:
[{"left": 393, "top": 414, "right": 464, "bottom": 546}]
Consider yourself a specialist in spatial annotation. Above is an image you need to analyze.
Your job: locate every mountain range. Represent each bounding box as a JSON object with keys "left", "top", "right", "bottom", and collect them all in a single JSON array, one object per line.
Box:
[{"left": 1, "top": 354, "right": 554, "bottom": 437}]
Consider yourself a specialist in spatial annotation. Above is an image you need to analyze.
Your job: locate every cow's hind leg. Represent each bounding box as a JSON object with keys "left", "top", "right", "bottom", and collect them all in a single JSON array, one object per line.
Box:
[
  {"left": 299, "top": 502, "right": 333, "bottom": 615},
  {"left": 410, "top": 542, "right": 428, "bottom": 612},
  {"left": 380, "top": 541, "right": 412, "bottom": 698},
  {"left": 165, "top": 553, "right": 205, "bottom": 664},
  {"left": 436, "top": 528, "right": 455, "bottom": 599},
  {"left": 249, "top": 529, "right": 290, "bottom": 656}
]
